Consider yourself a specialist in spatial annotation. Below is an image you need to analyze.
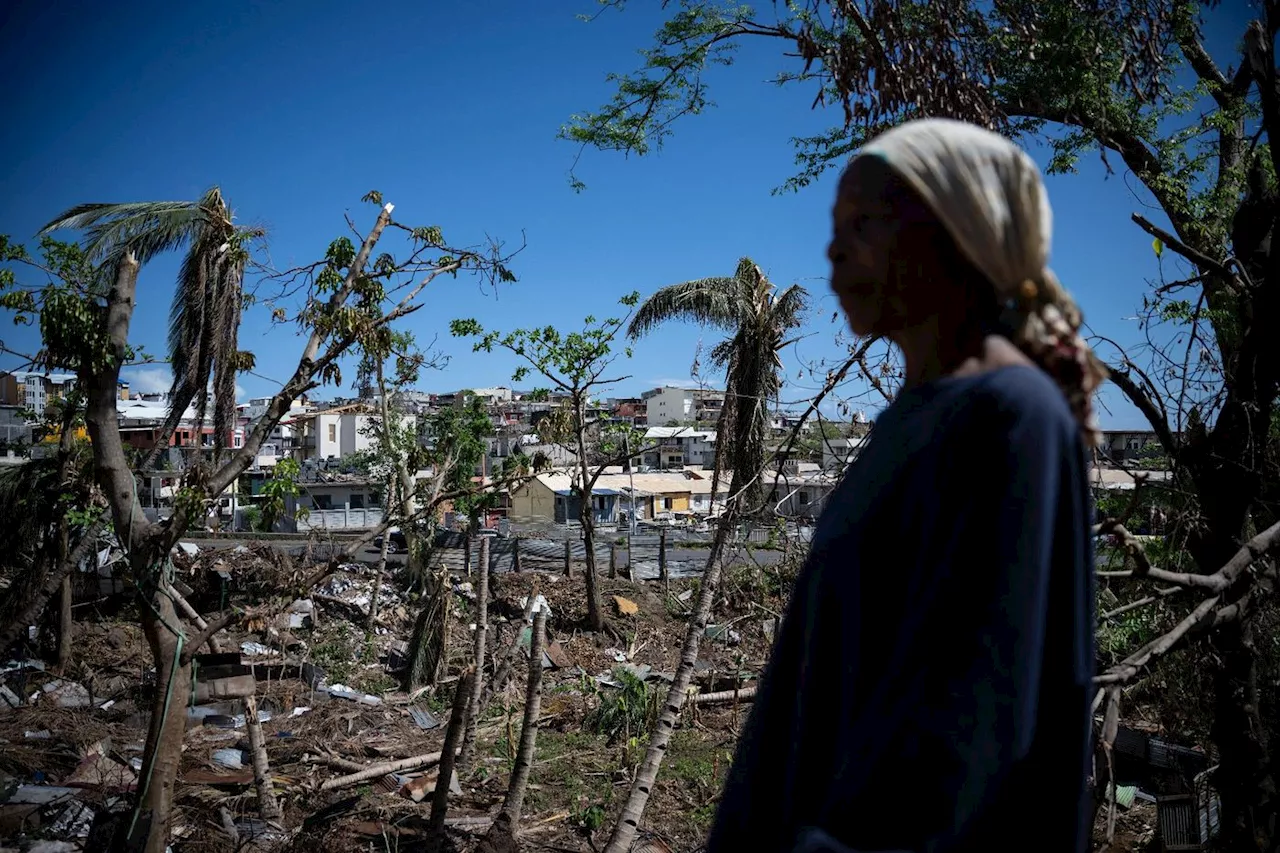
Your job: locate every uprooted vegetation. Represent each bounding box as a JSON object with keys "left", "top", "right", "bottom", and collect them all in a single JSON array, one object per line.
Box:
[{"left": 0, "top": 537, "right": 793, "bottom": 852}]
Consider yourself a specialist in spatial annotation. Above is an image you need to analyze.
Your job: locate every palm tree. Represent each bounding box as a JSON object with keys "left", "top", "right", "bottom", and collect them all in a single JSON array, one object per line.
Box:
[
  {"left": 40, "top": 187, "right": 256, "bottom": 455},
  {"left": 627, "top": 256, "right": 807, "bottom": 515}
]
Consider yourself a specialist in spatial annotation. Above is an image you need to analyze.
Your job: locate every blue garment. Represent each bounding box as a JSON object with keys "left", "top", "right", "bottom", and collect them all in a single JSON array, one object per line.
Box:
[{"left": 706, "top": 365, "right": 1095, "bottom": 853}]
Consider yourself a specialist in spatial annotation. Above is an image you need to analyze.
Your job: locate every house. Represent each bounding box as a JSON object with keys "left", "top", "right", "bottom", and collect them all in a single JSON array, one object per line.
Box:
[
  {"left": 822, "top": 435, "right": 868, "bottom": 471},
  {"left": 641, "top": 426, "right": 716, "bottom": 469},
  {"left": 0, "top": 369, "right": 89, "bottom": 417},
  {"left": 766, "top": 462, "right": 840, "bottom": 519},
  {"left": 1097, "top": 429, "right": 1165, "bottom": 467},
  {"left": 289, "top": 477, "right": 385, "bottom": 532},
  {"left": 510, "top": 468, "right": 732, "bottom": 524},
  {"left": 640, "top": 385, "right": 725, "bottom": 426},
  {"left": 117, "top": 398, "right": 245, "bottom": 462},
  {"left": 287, "top": 403, "right": 415, "bottom": 462},
  {"left": 510, "top": 472, "right": 622, "bottom": 524}
]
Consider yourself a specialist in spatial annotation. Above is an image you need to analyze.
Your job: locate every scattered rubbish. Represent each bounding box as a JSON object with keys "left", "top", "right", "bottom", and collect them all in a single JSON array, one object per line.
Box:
[
  {"left": 613, "top": 595, "right": 639, "bottom": 616},
  {"left": 0, "top": 684, "right": 21, "bottom": 710},
  {"left": 49, "top": 799, "right": 94, "bottom": 839},
  {"left": 454, "top": 581, "right": 476, "bottom": 600},
  {"left": 25, "top": 730, "right": 52, "bottom": 740},
  {"left": 520, "top": 594, "right": 552, "bottom": 618},
  {"left": 41, "top": 679, "right": 93, "bottom": 709},
  {"left": 618, "top": 663, "right": 652, "bottom": 682},
  {"left": 409, "top": 707, "right": 441, "bottom": 730},
  {"left": 291, "top": 706, "right": 312, "bottom": 717},
  {"left": 63, "top": 753, "right": 137, "bottom": 792},
  {"left": 27, "top": 841, "right": 80, "bottom": 853},
  {"left": 544, "top": 641, "right": 574, "bottom": 670},
  {"left": 605, "top": 648, "right": 628, "bottom": 662},
  {"left": 704, "top": 624, "right": 741, "bottom": 645},
  {"left": 1109, "top": 783, "right": 1139, "bottom": 809},
  {"left": 212, "top": 748, "right": 248, "bottom": 769},
  {"left": 676, "top": 588, "right": 693, "bottom": 602},
  {"left": 7, "top": 785, "right": 77, "bottom": 805},
  {"left": 288, "top": 598, "right": 315, "bottom": 629},
  {"left": 239, "top": 641, "right": 277, "bottom": 657},
  {"left": 328, "top": 684, "right": 382, "bottom": 705},
  {"left": 400, "top": 768, "right": 461, "bottom": 802},
  {"left": 176, "top": 542, "right": 200, "bottom": 556}
]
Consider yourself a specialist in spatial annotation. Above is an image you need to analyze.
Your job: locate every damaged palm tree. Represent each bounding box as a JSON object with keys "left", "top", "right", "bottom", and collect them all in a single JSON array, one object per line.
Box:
[
  {"left": 626, "top": 258, "right": 806, "bottom": 517},
  {"left": 5, "top": 190, "right": 519, "bottom": 853}
]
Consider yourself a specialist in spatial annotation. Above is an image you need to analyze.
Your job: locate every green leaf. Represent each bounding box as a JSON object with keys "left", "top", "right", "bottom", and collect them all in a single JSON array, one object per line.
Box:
[{"left": 1152, "top": 237, "right": 1164, "bottom": 258}]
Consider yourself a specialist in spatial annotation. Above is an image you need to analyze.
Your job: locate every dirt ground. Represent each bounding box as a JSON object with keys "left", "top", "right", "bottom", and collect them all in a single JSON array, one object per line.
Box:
[
  {"left": 0, "top": 544, "right": 1165, "bottom": 852},
  {"left": 0, "top": 545, "right": 784, "bottom": 852}
]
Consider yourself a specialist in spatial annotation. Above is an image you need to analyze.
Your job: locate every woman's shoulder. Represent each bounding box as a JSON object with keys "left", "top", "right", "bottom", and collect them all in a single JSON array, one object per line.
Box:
[{"left": 955, "top": 364, "right": 1079, "bottom": 444}]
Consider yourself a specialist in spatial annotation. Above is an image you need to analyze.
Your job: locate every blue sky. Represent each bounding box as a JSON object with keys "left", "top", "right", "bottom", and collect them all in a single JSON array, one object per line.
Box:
[{"left": 0, "top": 1, "right": 1251, "bottom": 428}]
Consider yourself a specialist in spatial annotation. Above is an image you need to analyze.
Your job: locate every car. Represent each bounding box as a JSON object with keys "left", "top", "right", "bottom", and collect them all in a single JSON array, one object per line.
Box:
[{"left": 373, "top": 528, "right": 408, "bottom": 554}]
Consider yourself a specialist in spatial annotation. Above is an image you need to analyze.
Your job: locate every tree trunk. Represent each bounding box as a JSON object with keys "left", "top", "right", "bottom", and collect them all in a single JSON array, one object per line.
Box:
[
  {"left": 430, "top": 667, "right": 476, "bottom": 850},
  {"left": 458, "top": 536, "right": 490, "bottom": 771},
  {"left": 132, "top": 589, "right": 193, "bottom": 853},
  {"left": 243, "top": 693, "right": 282, "bottom": 820},
  {"left": 404, "top": 566, "right": 450, "bottom": 691},
  {"left": 480, "top": 609, "right": 546, "bottom": 853},
  {"left": 483, "top": 577, "right": 541, "bottom": 707},
  {"left": 367, "top": 476, "right": 392, "bottom": 627},
  {"left": 1190, "top": 487, "right": 1278, "bottom": 851},
  {"left": 56, "top": 574, "right": 72, "bottom": 670},
  {"left": 604, "top": 388, "right": 737, "bottom": 853},
  {"left": 0, "top": 519, "right": 102, "bottom": 653},
  {"left": 602, "top": 510, "right": 735, "bottom": 853}
]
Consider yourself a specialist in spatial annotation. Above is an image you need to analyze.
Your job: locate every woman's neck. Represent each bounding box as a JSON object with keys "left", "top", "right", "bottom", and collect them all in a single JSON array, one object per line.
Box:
[{"left": 893, "top": 320, "right": 1029, "bottom": 390}]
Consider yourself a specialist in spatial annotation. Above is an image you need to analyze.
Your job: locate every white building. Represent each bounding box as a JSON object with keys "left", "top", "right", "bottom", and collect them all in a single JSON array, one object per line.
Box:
[
  {"left": 641, "top": 385, "right": 729, "bottom": 426},
  {"left": 642, "top": 426, "right": 717, "bottom": 469},
  {"left": 822, "top": 436, "right": 868, "bottom": 472},
  {"left": 289, "top": 404, "right": 415, "bottom": 462}
]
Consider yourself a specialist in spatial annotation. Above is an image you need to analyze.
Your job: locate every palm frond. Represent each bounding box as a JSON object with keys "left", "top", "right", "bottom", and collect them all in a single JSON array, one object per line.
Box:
[
  {"left": 41, "top": 201, "right": 211, "bottom": 268},
  {"left": 42, "top": 187, "right": 246, "bottom": 453},
  {"left": 708, "top": 338, "right": 736, "bottom": 368},
  {"left": 770, "top": 284, "right": 809, "bottom": 331},
  {"left": 626, "top": 277, "right": 744, "bottom": 340}
]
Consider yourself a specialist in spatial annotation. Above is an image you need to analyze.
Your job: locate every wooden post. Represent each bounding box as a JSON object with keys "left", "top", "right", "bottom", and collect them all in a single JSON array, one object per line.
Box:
[
  {"left": 658, "top": 529, "right": 668, "bottom": 582},
  {"left": 563, "top": 539, "right": 573, "bottom": 578},
  {"left": 609, "top": 543, "right": 618, "bottom": 579},
  {"left": 625, "top": 533, "right": 633, "bottom": 581},
  {"left": 464, "top": 535, "right": 473, "bottom": 577},
  {"left": 512, "top": 535, "right": 522, "bottom": 572}
]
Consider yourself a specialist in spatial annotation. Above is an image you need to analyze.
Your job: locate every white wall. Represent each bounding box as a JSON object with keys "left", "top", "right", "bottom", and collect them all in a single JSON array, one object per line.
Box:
[{"left": 644, "top": 387, "right": 693, "bottom": 425}]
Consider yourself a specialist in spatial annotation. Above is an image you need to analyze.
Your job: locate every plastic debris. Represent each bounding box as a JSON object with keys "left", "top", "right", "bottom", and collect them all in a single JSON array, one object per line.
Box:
[
  {"left": 327, "top": 684, "right": 382, "bottom": 705},
  {"left": 520, "top": 594, "right": 552, "bottom": 618},
  {"left": 212, "top": 748, "right": 248, "bottom": 769},
  {"left": 176, "top": 542, "right": 200, "bottom": 556}
]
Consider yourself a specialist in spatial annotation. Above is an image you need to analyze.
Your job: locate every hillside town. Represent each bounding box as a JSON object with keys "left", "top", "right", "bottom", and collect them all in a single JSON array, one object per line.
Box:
[{"left": 1, "top": 368, "right": 1167, "bottom": 537}]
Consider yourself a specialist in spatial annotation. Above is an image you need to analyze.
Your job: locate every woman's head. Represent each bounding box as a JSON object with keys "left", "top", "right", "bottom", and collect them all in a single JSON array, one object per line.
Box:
[{"left": 828, "top": 118, "right": 1106, "bottom": 445}]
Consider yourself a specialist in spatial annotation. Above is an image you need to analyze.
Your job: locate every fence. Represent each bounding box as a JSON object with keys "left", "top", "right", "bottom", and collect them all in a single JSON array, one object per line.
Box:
[{"left": 426, "top": 523, "right": 811, "bottom": 581}]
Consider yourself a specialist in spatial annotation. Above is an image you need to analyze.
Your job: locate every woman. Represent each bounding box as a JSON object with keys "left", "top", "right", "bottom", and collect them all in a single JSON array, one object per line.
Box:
[{"left": 705, "top": 119, "right": 1103, "bottom": 853}]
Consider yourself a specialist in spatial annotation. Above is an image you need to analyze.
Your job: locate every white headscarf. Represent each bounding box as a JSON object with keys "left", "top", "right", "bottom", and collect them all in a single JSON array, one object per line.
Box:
[
  {"left": 858, "top": 117, "right": 1052, "bottom": 301},
  {"left": 851, "top": 118, "right": 1106, "bottom": 445}
]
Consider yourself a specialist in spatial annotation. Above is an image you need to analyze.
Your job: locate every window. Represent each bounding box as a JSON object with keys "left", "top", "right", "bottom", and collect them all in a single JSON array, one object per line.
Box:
[
  {"left": 798, "top": 492, "right": 810, "bottom": 505},
  {"left": 350, "top": 493, "right": 365, "bottom": 509},
  {"left": 328, "top": 423, "right": 337, "bottom": 442},
  {"left": 314, "top": 494, "right": 333, "bottom": 510},
  {"left": 233, "top": 432, "right": 243, "bottom": 449},
  {"left": 663, "top": 497, "right": 673, "bottom": 510}
]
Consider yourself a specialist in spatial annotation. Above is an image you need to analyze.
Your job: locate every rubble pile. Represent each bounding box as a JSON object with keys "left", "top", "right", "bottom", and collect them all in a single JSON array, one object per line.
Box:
[{"left": 0, "top": 539, "right": 780, "bottom": 852}]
